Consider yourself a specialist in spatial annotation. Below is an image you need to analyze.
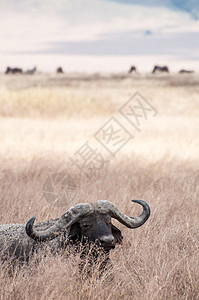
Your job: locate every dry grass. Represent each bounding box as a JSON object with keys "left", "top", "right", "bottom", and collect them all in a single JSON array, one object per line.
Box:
[
  {"left": 0, "top": 86, "right": 115, "bottom": 118},
  {"left": 0, "top": 73, "right": 199, "bottom": 299}
]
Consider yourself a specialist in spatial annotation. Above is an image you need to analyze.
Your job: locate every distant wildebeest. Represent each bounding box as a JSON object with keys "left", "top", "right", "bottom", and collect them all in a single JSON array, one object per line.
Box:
[
  {"left": 152, "top": 65, "right": 169, "bottom": 73},
  {"left": 0, "top": 200, "right": 150, "bottom": 268},
  {"left": 5, "top": 67, "right": 23, "bottom": 74},
  {"left": 128, "top": 66, "right": 137, "bottom": 73},
  {"left": 57, "top": 67, "right": 64, "bottom": 74},
  {"left": 25, "top": 67, "right": 37, "bottom": 75},
  {"left": 179, "top": 69, "right": 194, "bottom": 74}
]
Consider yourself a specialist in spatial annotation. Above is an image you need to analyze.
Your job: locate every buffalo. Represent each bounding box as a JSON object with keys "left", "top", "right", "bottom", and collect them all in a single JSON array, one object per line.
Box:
[
  {"left": 128, "top": 66, "right": 137, "bottom": 73},
  {"left": 5, "top": 67, "right": 23, "bottom": 74},
  {"left": 25, "top": 67, "right": 37, "bottom": 75},
  {"left": 179, "top": 69, "right": 194, "bottom": 74},
  {"left": 152, "top": 65, "right": 169, "bottom": 73},
  {"left": 0, "top": 200, "right": 150, "bottom": 268},
  {"left": 57, "top": 67, "right": 64, "bottom": 74}
]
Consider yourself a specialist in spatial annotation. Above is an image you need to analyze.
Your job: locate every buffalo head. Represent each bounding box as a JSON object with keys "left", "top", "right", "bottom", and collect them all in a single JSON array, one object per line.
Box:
[
  {"left": 68, "top": 212, "right": 122, "bottom": 251},
  {"left": 26, "top": 200, "right": 150, "bottom": 253}
]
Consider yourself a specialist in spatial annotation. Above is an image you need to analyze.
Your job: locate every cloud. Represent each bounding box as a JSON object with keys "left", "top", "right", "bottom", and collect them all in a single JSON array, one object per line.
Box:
[
  {"left": 0, "top": 0, "right": 198, "bottom": 54},
  {"left": 18, "top": 32, "right": 196, "bottom": 59},
  {"left": 105, "top": 0, "right": 199, "bottom": 19}
]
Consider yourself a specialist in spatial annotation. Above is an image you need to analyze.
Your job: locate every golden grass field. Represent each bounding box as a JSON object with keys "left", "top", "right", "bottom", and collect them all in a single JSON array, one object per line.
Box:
[{"left": 0, "top": 72, "right": 199, "bottom": 299}]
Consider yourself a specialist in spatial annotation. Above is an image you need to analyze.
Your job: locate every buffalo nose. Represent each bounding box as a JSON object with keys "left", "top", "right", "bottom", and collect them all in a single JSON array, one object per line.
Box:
[{"left": 99, "top": 235, "right": 115, "bottom": 247}]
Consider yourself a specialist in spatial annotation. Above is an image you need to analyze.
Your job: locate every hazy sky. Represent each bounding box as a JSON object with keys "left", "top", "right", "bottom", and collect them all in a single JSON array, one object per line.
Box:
[{"left": 0, "top": 0, "right": 199, "bottom": 72}]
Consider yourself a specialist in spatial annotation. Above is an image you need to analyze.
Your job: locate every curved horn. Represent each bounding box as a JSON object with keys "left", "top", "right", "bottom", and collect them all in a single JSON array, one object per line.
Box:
[
  {"left": 25, "top": 203, "right": 94, "bottom": 242},
  {"left": 94, "top": 199, "right": 150, "bottom": 228},
  {"left": 25, "top": 216, "right": 63, "bottom": 242}
]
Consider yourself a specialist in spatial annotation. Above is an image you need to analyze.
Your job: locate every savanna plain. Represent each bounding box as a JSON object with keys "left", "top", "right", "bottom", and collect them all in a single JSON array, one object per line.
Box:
[{"left": 0, "top": 72, "right": 199, "bottom": 299}]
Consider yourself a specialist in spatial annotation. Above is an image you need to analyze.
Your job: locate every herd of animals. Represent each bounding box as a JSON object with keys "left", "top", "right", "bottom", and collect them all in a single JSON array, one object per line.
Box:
[
  {"left": 2, "top": 65, "right": 195, "bottom": 75},
  {"left": 128, "top": 65, "right": 194, "bottom": 74},
  {"left": 4, "top": 66, "right": 64, "bottom": 74}
]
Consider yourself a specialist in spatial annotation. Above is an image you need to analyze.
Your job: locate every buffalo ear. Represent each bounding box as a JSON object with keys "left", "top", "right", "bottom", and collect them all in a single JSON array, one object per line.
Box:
[
  {"left": 68, "top": 223, "right": 82, "bottom": 243},
  {"left": 111, "top": 223, "right": 123, "bottom": 244}
]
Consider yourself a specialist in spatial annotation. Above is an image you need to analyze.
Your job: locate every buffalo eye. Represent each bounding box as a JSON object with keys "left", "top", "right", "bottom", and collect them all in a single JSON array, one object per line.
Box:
[{"left": 81, "top": 224, "right": 91, "bottom": 230}]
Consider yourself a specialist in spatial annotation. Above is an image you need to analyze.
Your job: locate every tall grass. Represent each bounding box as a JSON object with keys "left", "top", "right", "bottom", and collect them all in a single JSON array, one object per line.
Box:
[
  {"left": 0, "top": 74, "right": 199, "bottom": 299},
  {"left": 1, "top": 158, "right": 199, "bottom": 299}
]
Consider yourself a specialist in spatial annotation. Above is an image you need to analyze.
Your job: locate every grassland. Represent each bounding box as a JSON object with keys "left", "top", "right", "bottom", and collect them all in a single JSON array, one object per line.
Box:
[{"left": 0, "top": 72, "right": 199, "bottom": 299}]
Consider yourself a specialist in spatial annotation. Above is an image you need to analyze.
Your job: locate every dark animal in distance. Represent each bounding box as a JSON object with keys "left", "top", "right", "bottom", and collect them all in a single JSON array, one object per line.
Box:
[
  {"left": 152, "top": 65, "right": 169, "bottom": 73},
  {"left": 0, "top": 200, "right": 150, "bottom": 267},
  {"left": 5, "top": 67, "right": 23, "bottom": 74},
  {"left": 57, "top": 67, "right": 64, "bottom": 74},
  {"left": 25, "top": 67, "right": 37, "bottom": 75},
  {"left": 179, "top": 69, "right": 194, "bottom": 74},
  {"left": 128, "top": 66, "right": 137, "bottom": 73}
]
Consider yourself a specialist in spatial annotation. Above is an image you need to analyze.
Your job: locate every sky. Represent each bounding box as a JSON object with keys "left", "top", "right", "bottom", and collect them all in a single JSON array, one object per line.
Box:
[{"left": 0, "top": 0, "right": 199, "bottom": 72}]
